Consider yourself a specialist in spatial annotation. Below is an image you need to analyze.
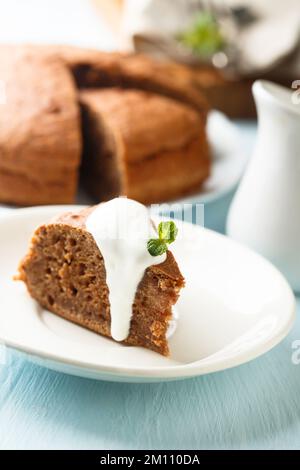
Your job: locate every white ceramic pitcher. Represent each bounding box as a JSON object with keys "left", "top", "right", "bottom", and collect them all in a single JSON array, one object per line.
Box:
[{"left": 227, "top": 80, "right": 300, "bottom": 292}]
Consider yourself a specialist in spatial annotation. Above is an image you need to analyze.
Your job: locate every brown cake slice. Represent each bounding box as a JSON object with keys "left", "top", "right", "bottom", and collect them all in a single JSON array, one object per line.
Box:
[
  {"left": 16, "top": 204, "right": 185, "bottom": 356},
  {"left": 0, "top": 46, "right": 82, "bottom": 205},
  {"left": 80, "top": 88, "right": 210, "bottom": 204}
]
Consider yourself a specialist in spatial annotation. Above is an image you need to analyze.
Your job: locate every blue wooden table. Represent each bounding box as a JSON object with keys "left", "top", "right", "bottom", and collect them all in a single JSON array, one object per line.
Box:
[{"left": 1, "top": 123, "right": 299, "bottom": 450}]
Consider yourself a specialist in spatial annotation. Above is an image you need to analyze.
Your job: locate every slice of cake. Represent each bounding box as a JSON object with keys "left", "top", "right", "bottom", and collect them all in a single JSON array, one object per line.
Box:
[
  {"left": 16, "top": 198, "right": 185, "bottom": 356},
  {"left": 0, "top": 46, "right": 82, "bottom": 205},
  {"left": 80, "top": 88, "right": 210, "bottom": 204}
]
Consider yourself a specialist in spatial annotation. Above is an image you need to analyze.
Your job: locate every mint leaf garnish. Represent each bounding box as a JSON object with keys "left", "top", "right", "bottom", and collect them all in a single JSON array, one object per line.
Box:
[
  {"left": 147, "top": 221, "right": 178, "bottom": 257},
  {"left": 158, "top": 221, "right": 178, "bottom": 244},
  {"left": 147, "top": 239, "right": 168, "bottom": 257},
  {"left": 178, "top": 12, "right": 224, "bottom": 58}
]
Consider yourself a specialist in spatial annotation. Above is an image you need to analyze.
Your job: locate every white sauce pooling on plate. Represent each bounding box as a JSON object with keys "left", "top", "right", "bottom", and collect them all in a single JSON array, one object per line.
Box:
[{"left": 86, "top": 197, "right": 166, "bottom": 342}]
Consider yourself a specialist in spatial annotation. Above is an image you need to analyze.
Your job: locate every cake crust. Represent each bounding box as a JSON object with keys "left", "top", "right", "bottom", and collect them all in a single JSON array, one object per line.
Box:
[{"left": 43, "top": 44, "right": 209, "bottom": 115}]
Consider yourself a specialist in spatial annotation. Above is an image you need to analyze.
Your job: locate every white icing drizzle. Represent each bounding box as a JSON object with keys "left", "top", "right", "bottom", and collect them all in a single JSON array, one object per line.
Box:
[{"left": 86, "top": 197, "right": 166, "bottom": 342}]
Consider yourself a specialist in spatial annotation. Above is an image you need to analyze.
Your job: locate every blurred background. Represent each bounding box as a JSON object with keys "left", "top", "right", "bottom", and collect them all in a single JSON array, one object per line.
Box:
[
  {"left": 0, "top": 0, "right": 299, "bottom": 231},
  {"left": 0, "top": 0, "right": 299, "bottom": 118}
]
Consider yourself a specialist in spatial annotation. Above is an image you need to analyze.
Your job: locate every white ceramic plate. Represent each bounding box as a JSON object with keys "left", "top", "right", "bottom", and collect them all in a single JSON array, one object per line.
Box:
[
  {"left": 176, "top": 110, "right": 249, "bottom": 204},
  {"left": 0, "top": 206, "right": 295, "bottom": 382}
]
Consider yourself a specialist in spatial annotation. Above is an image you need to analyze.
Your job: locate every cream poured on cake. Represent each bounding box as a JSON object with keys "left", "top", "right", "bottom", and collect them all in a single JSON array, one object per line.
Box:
[{"left": 85, "top": 197, "right": 166, "bottom": 342}]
